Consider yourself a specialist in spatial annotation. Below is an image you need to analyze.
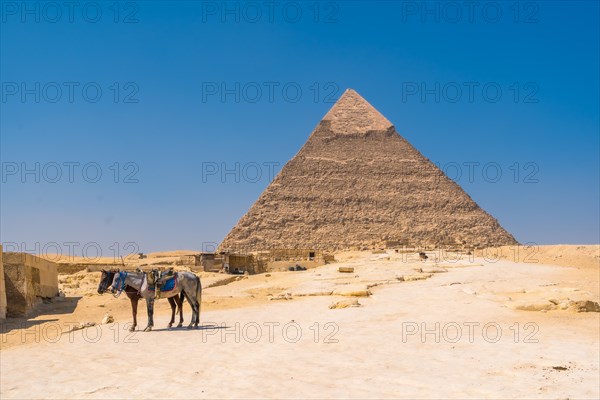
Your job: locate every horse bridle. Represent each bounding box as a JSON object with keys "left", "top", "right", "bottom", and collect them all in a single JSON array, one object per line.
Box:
[{"left": 111, "top": 271, "right": 128, "bottom": 298}]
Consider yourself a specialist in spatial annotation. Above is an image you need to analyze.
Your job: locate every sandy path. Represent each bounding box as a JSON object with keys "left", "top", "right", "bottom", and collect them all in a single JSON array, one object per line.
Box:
[{"left": 1, "top": 256, "right": 598, "bottom": 399}]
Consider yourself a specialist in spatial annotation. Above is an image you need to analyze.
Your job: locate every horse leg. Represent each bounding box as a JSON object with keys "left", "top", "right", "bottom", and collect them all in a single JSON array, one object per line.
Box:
[
  {"left": 192, "top": 277, "right": 201, "bottom": 328},
  {"left": 167, "top": 297, "right": 176, "bottom": 328},
  {"left": 130, "top": 297, "right": 138, "bottom": 332},
  {"left": 183, "top": 291, "right": 197, "bottom": 329},
  {"left": 191, "top": 293, "right": 199, "bottom": 328},
  {"left": 176, "top": 293, "right": 184, "bottom": 327},
  {"left": 196, "top": 283, "right": 201, "bottom": 328},
  {"left": 144, "top": 298, "right": 154, "bottom": 332},
  {"left": 190, "top": 278, "right": 201, "bottom": 328},
  {"left": 191, "top": 297, "right": 199, "bottom": 328}
]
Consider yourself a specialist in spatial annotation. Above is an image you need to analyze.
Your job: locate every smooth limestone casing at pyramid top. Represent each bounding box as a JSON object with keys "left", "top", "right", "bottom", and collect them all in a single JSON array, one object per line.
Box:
[{"left": 220, "top": 89, "right": 518, "bottom": 252}]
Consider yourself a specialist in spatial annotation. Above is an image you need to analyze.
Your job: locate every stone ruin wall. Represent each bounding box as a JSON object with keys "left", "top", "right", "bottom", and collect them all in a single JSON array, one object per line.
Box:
[{"left": 3, "top": 252, "right": 59, "bottom": 317}]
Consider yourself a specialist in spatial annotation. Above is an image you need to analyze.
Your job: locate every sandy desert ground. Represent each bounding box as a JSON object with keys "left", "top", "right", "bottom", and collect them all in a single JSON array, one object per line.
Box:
[{"left": 1, "top": 245, "right": 599, "bottom": 399}]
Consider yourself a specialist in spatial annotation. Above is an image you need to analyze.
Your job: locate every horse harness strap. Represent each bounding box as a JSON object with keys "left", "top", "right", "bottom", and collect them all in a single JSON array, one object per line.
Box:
[{"left": 138, "top": 272, "right": 146, "bottom": 296}]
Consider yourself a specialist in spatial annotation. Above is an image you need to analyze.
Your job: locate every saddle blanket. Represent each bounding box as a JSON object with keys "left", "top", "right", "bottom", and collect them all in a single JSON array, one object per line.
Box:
[{"left": 149, "top": 276, "right": 176, "bottom": 292}]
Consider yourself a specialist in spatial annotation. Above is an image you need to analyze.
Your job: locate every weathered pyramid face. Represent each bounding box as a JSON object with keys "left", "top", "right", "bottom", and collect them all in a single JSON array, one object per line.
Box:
[{"left": 220, "top": 89, "right": 517, "bottom": 252}]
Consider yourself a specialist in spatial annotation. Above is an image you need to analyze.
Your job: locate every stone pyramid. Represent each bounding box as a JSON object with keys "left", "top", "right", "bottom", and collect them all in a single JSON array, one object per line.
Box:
[{"left": 220, "top": 89, "right": 517, "bottom": 251}]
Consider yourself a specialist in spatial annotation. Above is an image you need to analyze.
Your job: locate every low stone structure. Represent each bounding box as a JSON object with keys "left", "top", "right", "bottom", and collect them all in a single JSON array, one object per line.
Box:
[
  {"left": 255, "top": 249, "right": 329, "bottom": 271},
  {"left": 177, "top": 254, "right": 202, "bottom": 267},
  {"left": 3, "top": 252, "right": 59, "bottom": 317},
  {"left": 224, "top": 253, "right": 266, "bottom": 275},
  {"left": 265, "top": 249, "right": 324, "bottom": 263},
  {"left": 198, "top": 253, "right": 220, "bottom": 272},
  {"left": 195, "top": 250, "right": 328, "bottom": 275}
]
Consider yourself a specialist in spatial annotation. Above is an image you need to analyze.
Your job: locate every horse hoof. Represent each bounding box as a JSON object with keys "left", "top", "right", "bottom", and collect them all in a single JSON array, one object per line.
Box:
[
  {"left": 167, "top": 324, "right": 173, "bottom": 328},
  {"left": 187, "top": 325, "right": 194, "bottom": 329},
  {"left": 129, "top": 326, "right": 136, "bottom": 332},
  {"left": 144, "top": 326, "right": 153, "bottom": 332},
  {"left": 177, "top": 323, "right": 183, "bottom": 328}
]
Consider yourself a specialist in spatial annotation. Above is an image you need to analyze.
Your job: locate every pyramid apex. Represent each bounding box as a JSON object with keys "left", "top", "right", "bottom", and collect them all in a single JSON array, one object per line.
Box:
[
  {"left": 342, "top": 88, "right": 359, "bottom": 95},
  {"left": 322, "top": 88, "right": 393, "bottom": 135}
]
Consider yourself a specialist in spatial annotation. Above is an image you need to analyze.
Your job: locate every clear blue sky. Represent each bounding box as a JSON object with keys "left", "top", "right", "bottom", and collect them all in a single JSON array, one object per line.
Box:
[{"left": 1, "top": 1, "right": 598, "bottom": 257}]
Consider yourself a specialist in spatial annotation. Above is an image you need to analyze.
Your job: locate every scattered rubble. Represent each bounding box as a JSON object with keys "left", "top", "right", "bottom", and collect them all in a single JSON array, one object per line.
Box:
[
  {"left": 101, "top": 314, "right": 114, "bottom": 324},
  {"left": 329, "top": 299, "right": 362, "bottom": 309},
  {"left": 398, "top": 274, "right": 433, "bottom": 282},
  {"left": 510, "top": 299, "right": 600, "bottom": 313},
  {"left": 269, "top": 293, "right": 293, "bottom": 301},
  {"left": 332, "top": 285, "right": 371, "bottom": 297}
]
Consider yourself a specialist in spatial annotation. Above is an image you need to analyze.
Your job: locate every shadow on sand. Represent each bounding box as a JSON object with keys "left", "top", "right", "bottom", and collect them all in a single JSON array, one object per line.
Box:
[
  {"left": 149, "top": 324, "right": 229, "bottom": 332},
  {"left": 0, "top": 296, "right": 82, "bottom": 335}
]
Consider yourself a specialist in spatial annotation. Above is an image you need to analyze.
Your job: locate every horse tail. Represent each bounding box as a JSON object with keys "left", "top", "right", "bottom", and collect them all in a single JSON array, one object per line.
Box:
[
  {"left": 195, "top": 276, "right": 202, "bottom": 303},
  {"left": 196, "top": 275, "right": 202, "bottom": 317}
]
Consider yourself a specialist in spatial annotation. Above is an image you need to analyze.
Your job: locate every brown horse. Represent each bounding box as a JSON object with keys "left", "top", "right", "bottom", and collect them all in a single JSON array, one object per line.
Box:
[{"left": 97, "top": 270, "right": 184, "bottom": 331}]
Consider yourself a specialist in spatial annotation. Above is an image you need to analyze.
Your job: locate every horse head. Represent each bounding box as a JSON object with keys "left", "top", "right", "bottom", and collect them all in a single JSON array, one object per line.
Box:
[{"left": 97, "top": 269, "right": 116, "bottom": 294}]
